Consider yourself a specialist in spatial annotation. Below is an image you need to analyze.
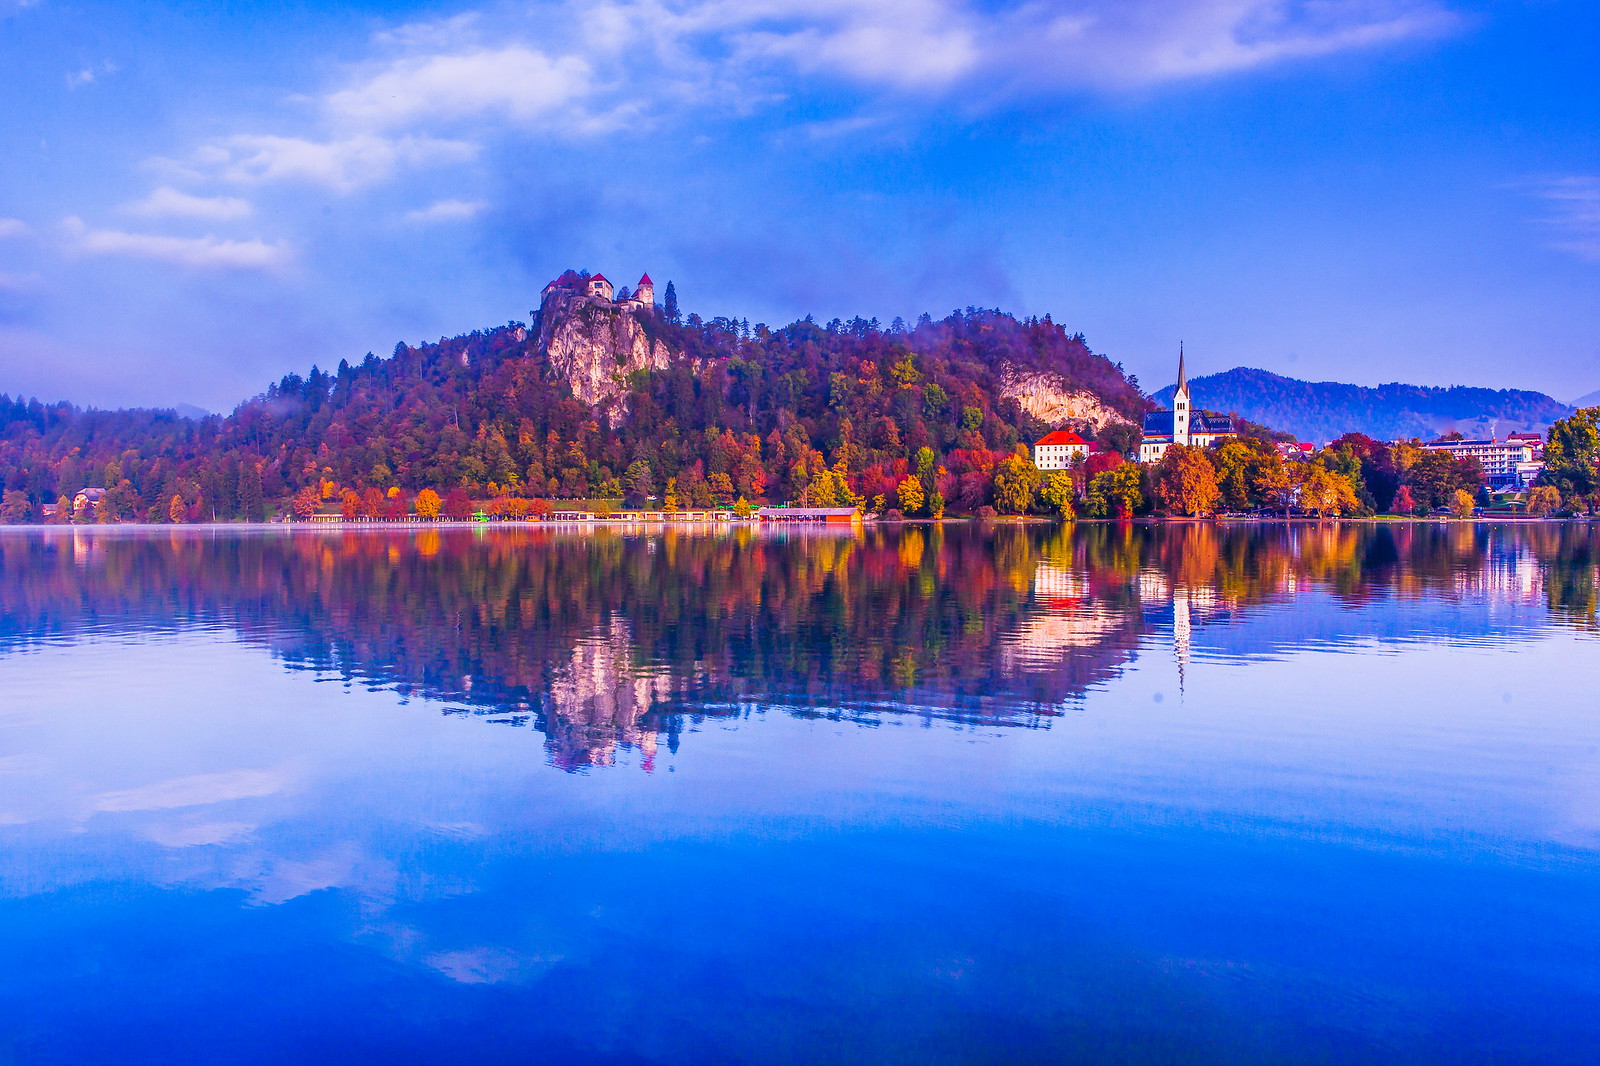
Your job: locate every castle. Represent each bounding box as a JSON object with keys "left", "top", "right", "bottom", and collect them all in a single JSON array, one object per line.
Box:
[
  {"left": 541, "top": 271, "right": 654, "bottom": 312},
  {"left": 1138, "top": 346, "right": 1236, "bottom": 462}
]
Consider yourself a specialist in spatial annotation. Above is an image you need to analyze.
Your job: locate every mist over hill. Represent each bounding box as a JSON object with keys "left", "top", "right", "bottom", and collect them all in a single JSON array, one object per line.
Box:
[{"left": 1153, "top": 367, "right": 1573, "bottom": 443}]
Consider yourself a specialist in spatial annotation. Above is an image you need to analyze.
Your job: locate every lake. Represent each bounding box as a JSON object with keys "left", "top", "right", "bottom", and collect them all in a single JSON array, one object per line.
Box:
[{"left": 0, "top": 523, "right": 1596, "bottom": 1064}]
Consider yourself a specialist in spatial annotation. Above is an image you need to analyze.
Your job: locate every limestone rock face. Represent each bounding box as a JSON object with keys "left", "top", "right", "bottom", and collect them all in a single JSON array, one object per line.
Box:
[
  {"left": 1000, "top": 369, "right": 1136, "bottom": 431},
  {"left": 536, "top": 286, "right": 673, "bottom": 413}
]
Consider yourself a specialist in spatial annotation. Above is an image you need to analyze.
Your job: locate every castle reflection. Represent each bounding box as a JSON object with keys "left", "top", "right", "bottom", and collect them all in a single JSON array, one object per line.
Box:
[{"left": 1, "top": 522, "right": 1594, "bottom": 771}]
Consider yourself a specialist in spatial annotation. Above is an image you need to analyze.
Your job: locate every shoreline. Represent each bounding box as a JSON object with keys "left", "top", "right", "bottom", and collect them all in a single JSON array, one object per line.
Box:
[{"left": 3, "top": 514, "right": 1594, "bottom": 533}]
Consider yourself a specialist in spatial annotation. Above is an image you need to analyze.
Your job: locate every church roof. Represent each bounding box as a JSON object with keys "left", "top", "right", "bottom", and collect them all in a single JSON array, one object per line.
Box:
[
  {"left": 1192, "top": 412, "right": 1235, "bottom": 434},
  {"left": 1143, "top": 411, "right": 1175, "bottom": 436},
  {"left": 1142, "top": 410, "right": 1236, "bottom": 439}
]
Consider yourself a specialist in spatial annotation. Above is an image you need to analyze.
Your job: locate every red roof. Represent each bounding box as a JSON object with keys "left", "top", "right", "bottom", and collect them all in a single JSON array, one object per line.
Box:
[
  {"left": 638, "top": 273, "right": 653, "bottom": 285},
  {"left": 590, "top": 273, "right": 608, "bottom": 283},
  {"left": 1035, "top": 430, "right": 1090, "bottom": 447}
]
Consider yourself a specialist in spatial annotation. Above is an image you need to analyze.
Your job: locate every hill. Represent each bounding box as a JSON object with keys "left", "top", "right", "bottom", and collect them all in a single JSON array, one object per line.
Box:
[
  {"left": 0, "top": 274, "right": 1146, "bottom": 522},
  {"left": 1571, "top": 388, "right": 1600, "bottom": 409},
  {"left": 1152, "top": 367, "right": 1572, "bottom": 443}
]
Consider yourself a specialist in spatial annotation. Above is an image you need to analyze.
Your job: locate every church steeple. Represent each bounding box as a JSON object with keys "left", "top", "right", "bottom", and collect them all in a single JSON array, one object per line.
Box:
[{"left": 1173, "top": 342, "right": 1191, "bottom": 447}]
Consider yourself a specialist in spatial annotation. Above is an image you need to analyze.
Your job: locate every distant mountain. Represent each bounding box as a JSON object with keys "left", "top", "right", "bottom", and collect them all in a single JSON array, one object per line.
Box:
[
  {"left": 1152, "top": 367, "right": 1573, "bottom": 444},
  {"left": 1571, "top": 389, "right": 1600, "bottom": 409}
]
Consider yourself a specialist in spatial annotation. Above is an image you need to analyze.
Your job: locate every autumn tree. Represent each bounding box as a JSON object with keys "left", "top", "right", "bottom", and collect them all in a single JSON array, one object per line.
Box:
[
  {"left": 896, "top": 475, "right": 925, "bottom": 516},
  {"left": 623, "top": 459, "right": 654, "bottom": 506},
  {"left": 292, "top": 486, "right": 320, "bottom": 520},
  {"left": 1040, "top": 470, "right": 1075, "bottom": 520},
  {"left": 1085, "top": 465, "right": 1143, "bottom": 519},
  {"left": 1406, "top": 450, "right": 1485, "bottom": 510},
  {"left": 1252, "top": 450, "right": 1294, "bottom": 515},
  {"left": 1525, "top": 485, "right": 1561, "bottom": 515},
  {"left": 1153, "top": 444, "right": 1221, "bottom": 517},
  {"left": 442, "top": 488, "right": 474, "bottom": 521},
  {"left": 168, "top": 494, "right": 186, "bottom": 524},
  {"left": 1392, "top": 484, "right": 1417, "bottom": 515},
  {"left": 802, "top": 468, "right": 861, "bottom": 508},
  {"left": 1298, "top": 465, "right": 1360, "bottom": 517},
  {"left": 1449, "top": 488, "right": 1475, "bottom": 518},
  {"left": 0, "top": 491, "right": 31, "bottom": 524},
  {"left": 415, "top": 488, "right": 442, "bottom": 520},
  {"left": 340, "top": 489, "right": 361, "bottom": 521},
  {"left": 991, "top": 455, "right": 1040, "bottom": 514},
  {"left": 1542, "top": 407, "right": 1599, "bottom": 498}
]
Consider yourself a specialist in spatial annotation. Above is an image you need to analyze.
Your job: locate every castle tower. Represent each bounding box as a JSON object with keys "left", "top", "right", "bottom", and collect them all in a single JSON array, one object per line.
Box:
[
  {"left": 587, "top": 274, "right": 614, "bottom": 301},
  {"left": 635, "top": 273, "right": 654, "bottom": 307},
  {"left": 1172, "top": 343, "right": 1191, "bottom": 447}
]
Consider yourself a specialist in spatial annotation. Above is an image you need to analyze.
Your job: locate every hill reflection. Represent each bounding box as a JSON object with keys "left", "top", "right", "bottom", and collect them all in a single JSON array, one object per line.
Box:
[{"left": 1, "top": 522, "right": 1595, "bottom": 770}]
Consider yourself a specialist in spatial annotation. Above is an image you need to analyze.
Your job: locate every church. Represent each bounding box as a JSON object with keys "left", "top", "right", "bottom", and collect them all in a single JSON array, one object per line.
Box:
[{"left": 1138, "top": 348, "right": 1236, "bottom": 463}]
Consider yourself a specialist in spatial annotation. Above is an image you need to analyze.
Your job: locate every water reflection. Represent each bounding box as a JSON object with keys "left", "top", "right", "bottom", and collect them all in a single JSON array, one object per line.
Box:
[
  {"left": 3, "top": 523, "right": 1600, "bottom": 1064},
  {"left": 1, "top": 522, "right": 1595, "bottom": 771}
]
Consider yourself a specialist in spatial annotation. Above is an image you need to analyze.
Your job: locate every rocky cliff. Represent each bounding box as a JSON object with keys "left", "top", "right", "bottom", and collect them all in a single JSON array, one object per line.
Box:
[
  {"left": 536, "top": 286, "right": 674, "bottom": 412},
  {"left": 999, "top": 369, "right": 1136, "bottom": 431}
]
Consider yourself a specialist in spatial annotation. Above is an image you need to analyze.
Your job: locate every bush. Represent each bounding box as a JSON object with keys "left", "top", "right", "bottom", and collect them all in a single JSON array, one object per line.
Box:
[
  {"left": 885, "top": 509, "right": 904, "bottom": 522},
  {"left": 975, "top": 505, "right": 997, "bottom": 520}
]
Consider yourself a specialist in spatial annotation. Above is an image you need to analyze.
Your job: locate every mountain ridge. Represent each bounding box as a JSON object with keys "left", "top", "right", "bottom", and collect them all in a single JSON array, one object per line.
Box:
[{"left": 1153, "top": 367, "right": 1572, "bottom": 443}]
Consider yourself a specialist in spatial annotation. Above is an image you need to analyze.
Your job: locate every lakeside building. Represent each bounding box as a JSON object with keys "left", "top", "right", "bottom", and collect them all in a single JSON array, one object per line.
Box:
[
  {"left": 1420, "top": 436, "right": 1543, "bottom": 488},
  {"left": 1139, "top": 348, "right": 1237, "bottom": 463},
  {"left": 755, "top": 506, "right": 862, "bottom": 525},
  {"left": 1031, "top": 430, "right": 1094, "bottom": 470}
]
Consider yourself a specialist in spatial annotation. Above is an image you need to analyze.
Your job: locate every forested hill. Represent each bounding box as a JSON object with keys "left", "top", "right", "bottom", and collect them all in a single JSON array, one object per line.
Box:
[
  {"left": 0, "top": 293, "right": 1147, "bottom": 521},
  {"left": 1153, "top": 367, "right": 1572, "bottom": 444}
]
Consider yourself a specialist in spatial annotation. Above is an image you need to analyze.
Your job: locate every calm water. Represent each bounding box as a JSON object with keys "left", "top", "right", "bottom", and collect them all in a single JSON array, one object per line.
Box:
[{"left": 0, "top": 523, "right": 1597, "bottom": 1064}]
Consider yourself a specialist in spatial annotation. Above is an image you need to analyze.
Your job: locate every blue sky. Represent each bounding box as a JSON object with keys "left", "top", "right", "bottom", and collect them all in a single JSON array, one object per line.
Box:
[{"left": 0, "top": 0, "right": 1596, "bottom": 411}]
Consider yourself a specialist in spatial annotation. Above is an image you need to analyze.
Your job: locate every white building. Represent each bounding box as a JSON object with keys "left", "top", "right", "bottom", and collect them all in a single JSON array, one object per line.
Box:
[
  {"left": 1420, "top": 437, "right": 1542, "bottom": 487},
  {"left": 1031, "top": 430, "right": 1093, "bottom": 470}
]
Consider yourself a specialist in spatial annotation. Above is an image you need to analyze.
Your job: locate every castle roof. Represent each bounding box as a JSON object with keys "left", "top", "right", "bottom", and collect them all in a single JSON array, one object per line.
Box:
[
  {"left": 590, "top": 273, "right": 609, "bottom": 283},
  {"left": 1035, "top": 430, "right": 1090, "bottom": 447},
  {"left": 638, "top": 273, "right": 652, "bottom": 285}
]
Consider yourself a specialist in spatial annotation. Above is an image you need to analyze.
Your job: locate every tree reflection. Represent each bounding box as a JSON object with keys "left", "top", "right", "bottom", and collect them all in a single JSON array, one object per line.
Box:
[{"left": 0, "top": 521, "right": 1594, "bottom": 770}]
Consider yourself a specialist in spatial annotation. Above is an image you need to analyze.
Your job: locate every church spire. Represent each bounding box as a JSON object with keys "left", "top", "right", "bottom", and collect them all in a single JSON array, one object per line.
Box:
[{"left": 1177, "top": 341, "right": 1186, "bottom": 392}]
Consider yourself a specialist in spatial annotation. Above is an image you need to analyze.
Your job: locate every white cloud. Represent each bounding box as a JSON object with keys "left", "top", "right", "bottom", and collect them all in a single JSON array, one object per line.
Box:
[
  {"left": 66, "top": 60, "right": 118, "bottom": 90},
  {"left": 327, "top": 46, "right": 593, "bottom": 129},
  {"left": 63, "top": 217, "right": 293, "bottom": 271},
  {"left": 179, "top": 133, "right": 476, "bottom": 193},
  {"left": 539, "top": 0, "right": 1462, "bottom": 99},
  {"left": 403, "top": 198, "right": 488, "bottom": 224},
  {"left": 134, "top": 0, "right": 1461, "bottom": 198},
  {"left": 0, "top": 217, "right": 28, "bottom": 238},
  {"left": 90, "top": 768, "right": 287, "bottom": 813},
  {"left": 988, "top": 0, "right": 1462, "bottom": 90},
  {"left": 1532, "top": 176, "right": 1600, "bottom": 264},
  {"left": 125, "top": 186, "right": 253, "bottom": 220}
]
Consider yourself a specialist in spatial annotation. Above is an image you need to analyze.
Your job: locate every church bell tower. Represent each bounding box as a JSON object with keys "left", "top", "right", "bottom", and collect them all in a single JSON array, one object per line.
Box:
[{"left": 1173, "top": 344, "right": 1191, "bottom": 447}]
